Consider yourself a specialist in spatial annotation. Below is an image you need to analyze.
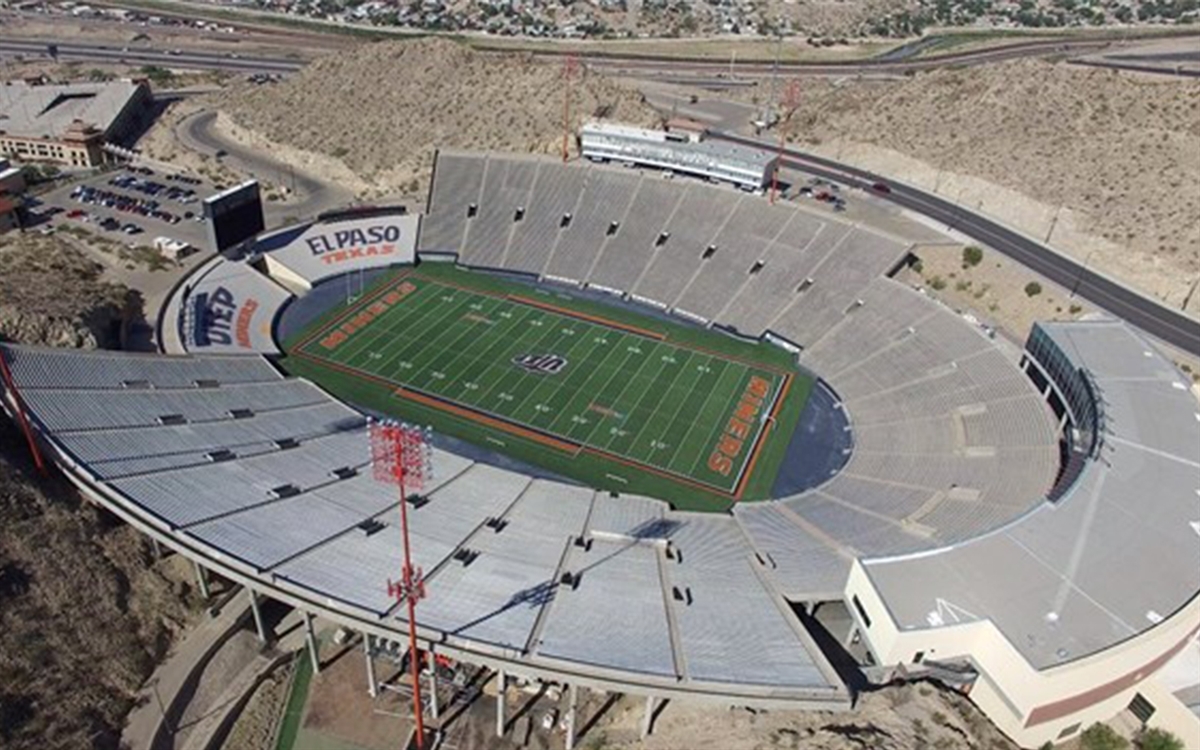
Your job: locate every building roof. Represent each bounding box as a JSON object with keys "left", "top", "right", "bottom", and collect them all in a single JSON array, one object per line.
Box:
[
  {"left": 580, "top": 121, "right": 777, "bottom": 173},
  {"left": 864, "top": 318, "right": 1200, "bottom": 669},
  {"left": 0, "top": 80, "right": 143, "bottom": 140}
]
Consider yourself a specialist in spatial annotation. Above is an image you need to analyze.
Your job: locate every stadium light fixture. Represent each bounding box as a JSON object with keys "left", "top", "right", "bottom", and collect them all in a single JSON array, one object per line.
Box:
[{"left": 370, "top": 419, "right": 434, "bottom": 749}]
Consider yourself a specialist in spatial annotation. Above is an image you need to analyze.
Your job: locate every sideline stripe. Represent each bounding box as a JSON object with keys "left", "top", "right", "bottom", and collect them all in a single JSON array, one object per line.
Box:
[{"left": 393, "top": 387, "right": 581, "bottom": 455}]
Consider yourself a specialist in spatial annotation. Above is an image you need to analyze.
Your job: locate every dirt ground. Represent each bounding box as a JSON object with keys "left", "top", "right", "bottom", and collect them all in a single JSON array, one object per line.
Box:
[
  {"left": 763, "top": 58, "right": 1200, "bottom": 318},
  {"left": 895, "top": 242, "right": 1200, "bottom": 380},
  {"left": 186, "top": 38, "right": 657, "bottom": 202},
  {"left": 220, "top": 662, "right": 293, "bottom": 750},
  {"left": 300, "top": 640, "right": 412, "bottom": 750}
]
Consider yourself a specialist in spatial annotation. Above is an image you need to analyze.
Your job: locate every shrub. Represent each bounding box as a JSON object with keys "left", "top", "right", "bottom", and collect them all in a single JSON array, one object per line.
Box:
[
  {"left": 911, "top": 259, "right": 924, "bottom": 274},
  {"left": 1138, "top": 728, "right": 1183, "bottom": 750},
  {"left": 929, "top": 276, "right": 947, "bottom": 291},
  {"left": 962, "top": 245, "right": 984, "bottom": 267},
  {"left": 1024, "top": 281, "right": 1043, "bottom": 297},
  {"left": 1080, "top": 723, "right": 1128, "bottom": 750}
]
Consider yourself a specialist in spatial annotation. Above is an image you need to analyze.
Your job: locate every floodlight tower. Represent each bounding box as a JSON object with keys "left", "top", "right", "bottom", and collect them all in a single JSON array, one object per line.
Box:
[
  {"left": 562, "top": 55, "right": 580, "bottom": 163},
  {"left": 771, "top": 79, "right": 800, "bottom": 205},
  {"left": 370, "top": 420, "right": 433, "bottom": 750}
]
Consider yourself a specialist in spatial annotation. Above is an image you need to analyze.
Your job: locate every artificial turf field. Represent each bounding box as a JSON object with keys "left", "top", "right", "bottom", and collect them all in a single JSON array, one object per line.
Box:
[{"left": 281, "top": 264, "right": 813, "bottom": 511}]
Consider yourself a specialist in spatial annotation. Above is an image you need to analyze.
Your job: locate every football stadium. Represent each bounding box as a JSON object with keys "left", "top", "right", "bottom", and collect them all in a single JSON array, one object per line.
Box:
[{"left": 2, "top": 145, "right": 1198, "bottom": 748}]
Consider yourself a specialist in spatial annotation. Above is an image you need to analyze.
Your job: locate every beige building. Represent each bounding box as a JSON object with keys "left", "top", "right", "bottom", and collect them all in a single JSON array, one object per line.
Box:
[{"left": 0, "top": 79, "right": 152, "bottom": 168}]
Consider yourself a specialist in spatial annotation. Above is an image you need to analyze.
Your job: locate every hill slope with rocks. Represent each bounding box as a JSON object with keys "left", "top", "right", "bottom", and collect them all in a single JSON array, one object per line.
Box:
[
  {"left": 206, "top": 38, "right": 657, "bottom": 200},
  {"left": 0, "top": 234, "right": 134, "bottom": 349},
  {"left": 777, "top": 59, "right": 1200, "bottom": 315}
]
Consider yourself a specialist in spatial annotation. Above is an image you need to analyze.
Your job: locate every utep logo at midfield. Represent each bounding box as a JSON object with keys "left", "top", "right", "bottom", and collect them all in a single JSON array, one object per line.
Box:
[{"left": 512, "top": 353, "right": 568, "bottom": 375}]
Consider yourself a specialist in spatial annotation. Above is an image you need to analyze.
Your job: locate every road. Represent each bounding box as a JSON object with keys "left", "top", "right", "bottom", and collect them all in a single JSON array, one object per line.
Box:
[
  {"left": 4, "top": 31, "right": 1199, "bottom": 79},
  {"left": 711, "top": 132, "right": 1200, "bottom": 358},
  {"left": 0, "top": 37, "right": 302, "bottom": 72},
  {"left": 175, "top": 110, "right": 353, "bottom": 222}
]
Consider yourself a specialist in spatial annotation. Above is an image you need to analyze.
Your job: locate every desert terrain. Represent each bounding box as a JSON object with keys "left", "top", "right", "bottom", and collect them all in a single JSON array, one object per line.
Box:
[
  {"left": 143, "top": 38, "right": 658, "bottom": 202},
  {"left": 770, "top": 58, "right": 1200, "bottom": 316}
]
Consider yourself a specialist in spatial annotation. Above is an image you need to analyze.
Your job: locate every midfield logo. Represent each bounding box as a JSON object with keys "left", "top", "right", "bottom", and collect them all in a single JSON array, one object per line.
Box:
[{"left": 512, "top": 353, "right": 568, "bottom": 375}]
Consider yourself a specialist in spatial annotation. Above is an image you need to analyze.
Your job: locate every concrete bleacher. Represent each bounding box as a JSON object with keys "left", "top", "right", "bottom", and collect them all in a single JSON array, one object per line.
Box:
[
  {"left": 506, "top": 164, "right": 586, "bottom": 275},
  {"left": 632, "top": 185, "right": 742, "bottom": 306},
  {"left": 588, "top": 178, "right": 683, "bottom": 292},
  {"left": 420, "top": 151, "right": 486, "bottom": 253},
  {"left": 537, "top": 539, "right": 677, "bottom": 677},
  {"left": 461, "top": 157, "right": 538, "bottom": 269},
  {"left": 543, "top": 169, "right": 640, "bottom": 282},
  {"left": 668, "top": 516, "right": 833, "bottom": 687}
]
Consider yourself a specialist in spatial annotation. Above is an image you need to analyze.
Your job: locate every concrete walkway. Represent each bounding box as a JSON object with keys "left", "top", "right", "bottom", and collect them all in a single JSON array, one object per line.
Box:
[{"left": 122, "top": 595, "right": 252, "bottom": 750}]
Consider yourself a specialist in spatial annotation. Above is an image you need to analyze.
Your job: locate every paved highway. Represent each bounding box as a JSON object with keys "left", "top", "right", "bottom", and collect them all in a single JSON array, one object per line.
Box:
[
  {"left": 4, "top": 32, "right": 1198, "bottom": 79},
  {"left": 0, "top": 38, "right": 302, "bottom": 73},
  {"left": 712, "top": 132, "right": 1200, "bottom": 357}
]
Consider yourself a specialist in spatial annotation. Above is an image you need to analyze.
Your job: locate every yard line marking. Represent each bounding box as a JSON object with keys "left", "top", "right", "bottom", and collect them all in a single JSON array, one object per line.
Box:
[
  {"left": 441, "top": 305, "right": 538, "bottom": 393},
  {"left": 575, "top": 335, "right": 665, "bottom": 448},
  {"left": 543, "top": 328, "right": 634, "bottom": 436},
  {"left": 621, "top": 349, "right": 697, "bottom": 463},
  {"left": 406, "top": 294, "right": 512, "bottom": 391},
  {"left": 659, "top": 354, "right": 727, "bottom": 473},
  {"left": 684, "top": 364, "right": 761, "bottom": 479},
  {"left": 334, "top": 282, "right": 466, "bottom": 372},
  {"left": 592, "top": 341, "right": 674, "bottom": 454}
]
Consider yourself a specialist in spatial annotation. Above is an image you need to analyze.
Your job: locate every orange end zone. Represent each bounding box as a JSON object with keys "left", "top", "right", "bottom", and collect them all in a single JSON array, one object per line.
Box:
[
  {"left": 506, "top": 295, "right": 667, "bottom": 341},
  {"left": 294, "top": 269, "right": 414, "bottom": 353},
  {"left": 733, "top": 373, "right": 794, "bottom": 501},
  {"left": 392, "top": 387, "right": 582, "bottom": 456}
]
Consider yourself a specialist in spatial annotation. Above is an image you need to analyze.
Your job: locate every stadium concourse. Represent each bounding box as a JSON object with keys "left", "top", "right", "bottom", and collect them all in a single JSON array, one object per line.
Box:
[{"left": 0, "top": 151, "right": 1197, "bottom": 748}]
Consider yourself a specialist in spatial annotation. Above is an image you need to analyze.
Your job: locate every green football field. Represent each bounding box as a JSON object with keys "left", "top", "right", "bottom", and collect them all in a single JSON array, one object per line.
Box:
[{"left": 282, "top": 264, "right": 813, "bottom": 510}]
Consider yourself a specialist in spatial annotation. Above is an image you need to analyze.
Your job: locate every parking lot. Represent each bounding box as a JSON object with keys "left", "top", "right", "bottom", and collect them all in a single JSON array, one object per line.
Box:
[{"left": 30, "top": 166, "right": 221, "bottom": 253}]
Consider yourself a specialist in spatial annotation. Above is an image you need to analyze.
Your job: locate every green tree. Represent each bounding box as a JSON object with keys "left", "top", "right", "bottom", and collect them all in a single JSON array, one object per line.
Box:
[
  {"left": 1024, "top": 281, "right": 1043, "bottom": 297},
  {"left": 1138, "top": 728, "right": 1184, "bottom": 750},
  {"left": 1081, "top": 723, "right": 1128, "bottom": 750},
  {"left": 962, "top": 245, "right": 984, "bottom": 268}
]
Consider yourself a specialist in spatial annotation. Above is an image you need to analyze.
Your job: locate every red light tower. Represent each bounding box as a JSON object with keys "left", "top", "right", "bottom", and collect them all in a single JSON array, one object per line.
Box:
[
  {"left": 562, "top": 55, "right": 579, "bottom": 163},
  {"left": 370, "top": 420, "right": 433, "bottom": 750},
  {"left": 771, "top": 79, "right": 800, "bottom": 206}
]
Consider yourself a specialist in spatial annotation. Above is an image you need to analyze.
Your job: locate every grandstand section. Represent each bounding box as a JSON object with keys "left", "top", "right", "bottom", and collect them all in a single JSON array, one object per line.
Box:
[
  {"left": 417, "top": 152, "right": 909, "bottom": 347},
  {"left": 5, "top": 147, "right": 1198, "bottom": 749},
  {"left": 0, "top": 343, "right": 846, "bottom": 708},
  {"left": 850, "top": 319, "right": 1200, "bottom": 744}
]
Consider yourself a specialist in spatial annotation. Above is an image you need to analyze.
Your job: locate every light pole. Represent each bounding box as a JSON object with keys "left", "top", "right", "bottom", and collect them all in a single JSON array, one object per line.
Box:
[{"left": 370, "top": 420, "right": 434, "bottom": 750}]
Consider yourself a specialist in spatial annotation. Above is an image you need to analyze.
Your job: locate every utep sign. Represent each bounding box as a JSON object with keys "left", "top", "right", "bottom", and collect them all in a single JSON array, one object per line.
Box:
[
  {"left": 192, "top": 286, "right": 259, "bottom": 349},
  {"left": 300, "top": 215, "right": 418, "bottom": 267}
]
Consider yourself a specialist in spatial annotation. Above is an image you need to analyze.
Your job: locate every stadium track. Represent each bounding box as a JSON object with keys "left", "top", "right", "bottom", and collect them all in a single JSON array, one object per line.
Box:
[{"left": 711, "top": 132, "right": 1200, "bottom": 358}]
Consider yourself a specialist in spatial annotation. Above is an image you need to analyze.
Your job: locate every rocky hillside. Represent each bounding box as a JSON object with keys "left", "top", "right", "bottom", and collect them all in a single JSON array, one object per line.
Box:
[
  {"left": 778, "top": 59, "right": 1200, "bottom": 313},
  {"left": 0, "top": 419, "right": 198, "bottom": 750},
  {"left": 0, "top": 234, "right": 134, "bottom": 349},
  {"left": 209, "top": 38, "right": 658, "bottom": 197}
]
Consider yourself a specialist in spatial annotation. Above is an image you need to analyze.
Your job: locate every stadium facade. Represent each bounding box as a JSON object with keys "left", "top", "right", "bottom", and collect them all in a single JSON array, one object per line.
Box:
[{"left": 2, "top": 151, "right": 1198, "bottom": 749}]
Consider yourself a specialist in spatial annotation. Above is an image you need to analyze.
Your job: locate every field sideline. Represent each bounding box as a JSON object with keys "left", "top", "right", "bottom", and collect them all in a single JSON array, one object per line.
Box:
[{"left": 281, "top": 264, "right": 814, "bottom": 511}]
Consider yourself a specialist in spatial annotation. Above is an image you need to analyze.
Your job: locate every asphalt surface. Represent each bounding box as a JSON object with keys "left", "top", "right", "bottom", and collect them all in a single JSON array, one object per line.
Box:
[
  {"left": 711, "top": 132, "right": 1200, "bottom": 358},
  {"left": 0, "top": 37, "right": 302, "bottom": 72},
  {"left": 175, "top": 109, "right": 353, "bottom": 222},
  {"left": 4, "top": 31, "right": 1199, "bottom": 79}
]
